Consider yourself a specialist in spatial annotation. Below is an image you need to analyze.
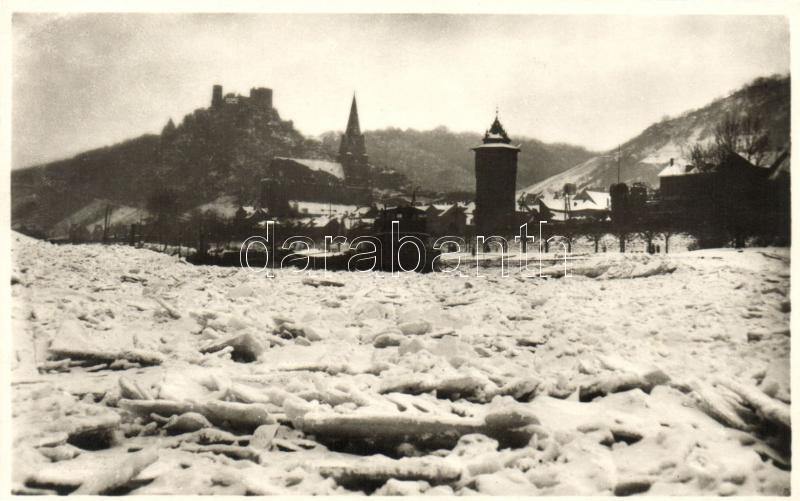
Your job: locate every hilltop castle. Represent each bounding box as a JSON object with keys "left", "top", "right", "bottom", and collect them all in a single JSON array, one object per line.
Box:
[
  {"left": 206, "top": 85, "right": 370, "bottom": 189},
  {"left": 211, "top": 84, "right": 273, "bottom": 111}
]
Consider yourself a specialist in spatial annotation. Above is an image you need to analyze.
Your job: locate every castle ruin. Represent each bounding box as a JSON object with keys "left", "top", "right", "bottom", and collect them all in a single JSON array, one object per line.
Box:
[{"left": 210, "top": 84, "right": 273, "bottom": 111}]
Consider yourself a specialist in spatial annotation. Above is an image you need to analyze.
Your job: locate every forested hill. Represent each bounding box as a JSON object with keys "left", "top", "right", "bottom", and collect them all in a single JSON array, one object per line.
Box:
[
  {"left": 320, "top": 127, "right": 595, "bottom": 193},
  {"left": 12, "top": 99, "right": 327, "bottom": 234}
]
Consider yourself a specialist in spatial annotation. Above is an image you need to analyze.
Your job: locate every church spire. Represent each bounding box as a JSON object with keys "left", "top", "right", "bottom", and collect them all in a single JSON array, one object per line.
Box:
[
  {"left": 338, "top": 92, "right": 368, "bottom": 173},
  {"left": 345, "top": 94, "right": 361, "bottom": 136}
]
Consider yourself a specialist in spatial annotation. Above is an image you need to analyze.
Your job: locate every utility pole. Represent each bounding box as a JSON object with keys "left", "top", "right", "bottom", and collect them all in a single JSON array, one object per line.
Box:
[{"left": 617, "top": 145, "right": 621, "bottom": 184}]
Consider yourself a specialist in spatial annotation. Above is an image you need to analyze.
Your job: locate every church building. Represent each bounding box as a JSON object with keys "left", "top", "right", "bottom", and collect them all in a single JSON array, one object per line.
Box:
[{"left": 260, "top": 94, "right": 373, "bottom": 213}]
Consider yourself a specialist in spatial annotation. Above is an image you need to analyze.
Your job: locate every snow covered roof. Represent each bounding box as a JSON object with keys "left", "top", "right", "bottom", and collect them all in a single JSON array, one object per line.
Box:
[
  {"left": 576, "top": 190, "right": 611, "bottom": 209},
  {"left": 424, "top": 203, "right": 468, "bottom": 218},
  {"left": 274, "top": 157, "right": 345, "bottom": 179},
  {"left": 472, "top": 142, "right": 521, "bottom": 151},
  {"left": 352, "top": 206, "right": 373, "bottom": 216},
  {"left": 538, "top": 191, "right": 610, "bottom": 218},
  {"left": 293, "top": 216, "right": 337, "bottom": 228},
  {"left": 767, "top": 150, "right": 790, "bottom": 181},
  {"left": 424, "top": 204, "right": 450, "bottom": 215},
  {"left": 380, "top": 196, "right": 412, "bottom": 206},
  {"left": 660, "top": 151, "right": 776, "bottom": 178},
  {"left": 192, "top": 195, "right": 240, "bottom": 218},
  {"left": 289, "top": 200, "right": 361, "bottom": 217},
  {"left": 441, "top": 204, "right": 467, "bottom": 217},
  {"left": 658, "top": 163, "right": 690, "bottom": 177}
]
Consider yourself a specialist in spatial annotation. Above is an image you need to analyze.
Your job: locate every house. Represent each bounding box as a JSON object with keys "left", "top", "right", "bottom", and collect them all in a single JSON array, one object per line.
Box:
[
  {"left": 658, "top": 151, "right": 777, "bottom": 201},
  {"left": 534, "top": 188, "right": 611, "bottom": 221},
  {"left": 425, "top": 203, "right": 469, "bottom": 237},
  {"left": 656, "top": 150, "right": 790, "bottom": 243}
]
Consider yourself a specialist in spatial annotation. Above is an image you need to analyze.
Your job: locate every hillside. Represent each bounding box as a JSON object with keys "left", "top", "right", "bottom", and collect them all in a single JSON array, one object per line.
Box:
[
  {"left": 519, "top": 75, "right": 791, "bottom": 196},
  {"left": 320, "top": 127, "right": 595, "bottom": 193},
  {"left": 12, "top": 93, "right": 327, "bottom": 236}
]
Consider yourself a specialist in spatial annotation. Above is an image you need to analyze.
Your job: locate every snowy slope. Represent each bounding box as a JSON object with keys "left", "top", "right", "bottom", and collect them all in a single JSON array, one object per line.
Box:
[{"left": 519, "top": 75, "right": 790, "bottom": 196}]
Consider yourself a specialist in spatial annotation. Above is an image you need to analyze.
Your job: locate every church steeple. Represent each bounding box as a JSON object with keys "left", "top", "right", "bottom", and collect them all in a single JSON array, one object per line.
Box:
[
  {"left": 339, "top": 93, "right": 367, "bottom": 161},
  {"left": 345, "top": 94, "right": 361, "bottom": 136},
  {"left": 338, "top": 93, "right": 369, "bottom": 186}
]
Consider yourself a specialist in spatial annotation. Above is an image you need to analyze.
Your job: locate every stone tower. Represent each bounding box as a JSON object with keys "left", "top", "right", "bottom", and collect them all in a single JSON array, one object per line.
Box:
[
  {"left": 338, "top": 95, "right": 370, "bottom": 186},
  {"left": 249, "top": 87, "right": 273, "bottom": 109},
  {"left": 472, "top": 112, "right": 520, "bottom": 236},
  {"left": 212, "top": 85, "right": 223, "bottom": 108}
]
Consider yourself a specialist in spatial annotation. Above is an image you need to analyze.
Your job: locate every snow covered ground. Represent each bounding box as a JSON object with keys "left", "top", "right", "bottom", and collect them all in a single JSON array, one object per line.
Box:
[{"left": 9, "top": 232, "right": 791, "bottom": 495}]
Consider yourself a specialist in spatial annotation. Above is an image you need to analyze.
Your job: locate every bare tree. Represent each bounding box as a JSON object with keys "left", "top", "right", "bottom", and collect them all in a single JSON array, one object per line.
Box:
[
  {"left": 580, "top": 223, "right": 608, "bottom": 253},
  {"left": 712, "top": 113, "right": 741, "bottom": 161},
  {"left": 685, "top": 113, "right": 770, "bottom": 172},
  {"left": 638, "top": 229, "right": 659, "bottom": 253},
  {"left": 688, "top": 143, "right": 712, "bottom": 172},
  {"left": 711, "top": 113, "right": 770, "bottom": 166},
  {"left": 615, "top": 230, "right": 631, "bottom": 253},
  {"left": 661, "top": 228, "right": 677, "bottom": 254},
  {"left": 739, "top": 114, "right": 770, "bottom": 167}
]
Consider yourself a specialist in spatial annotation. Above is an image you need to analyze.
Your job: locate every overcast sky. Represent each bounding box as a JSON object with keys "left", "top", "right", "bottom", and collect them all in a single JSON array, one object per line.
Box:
[{"left": 12, "top": 14, "right": 789, "bottom": 169}]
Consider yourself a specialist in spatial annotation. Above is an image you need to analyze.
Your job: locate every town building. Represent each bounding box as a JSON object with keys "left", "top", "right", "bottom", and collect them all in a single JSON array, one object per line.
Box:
[
  {"left": 534, "top": 188, "right": 611, "bottom": 221},
  {"left": 424, "top": 203, "right": 469, "bottom": 237},
  {"left": 653, "top": 151, "right": 790, "bottom": 245},
  {"left": 657, "top": 151, "right": 789, "bottom": 218}
]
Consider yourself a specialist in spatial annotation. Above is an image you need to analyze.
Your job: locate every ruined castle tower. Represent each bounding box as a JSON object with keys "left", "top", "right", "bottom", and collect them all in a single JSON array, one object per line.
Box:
[
  {"left": 472, "top": 112, "right": 520, "bottom": 236},
  {"left": 338, "top": 95, "right": 370, "bottom": 186},
  {"left": 249, "top": 87, "right": 273, "bottom": 109},
  {"left": 211, "top": 84, "right": 223, "bottom": 108}
]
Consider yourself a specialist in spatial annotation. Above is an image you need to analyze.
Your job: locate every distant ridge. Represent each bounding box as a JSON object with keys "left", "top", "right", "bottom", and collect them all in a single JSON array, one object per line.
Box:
[{"left": 320, "top": 127, "right": 596, "bottom": 193}]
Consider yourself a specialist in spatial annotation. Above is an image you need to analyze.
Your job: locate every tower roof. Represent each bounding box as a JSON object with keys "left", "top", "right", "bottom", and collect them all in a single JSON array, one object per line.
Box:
[
  {"left": 473, "top": 110, "right": 520, "bottom": 151},
  {"left": 345, "top": 94, "right": 361, "bottom": 136},
  {"left": 483, "top": 111, "right": 511, "bottom": 144}
]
